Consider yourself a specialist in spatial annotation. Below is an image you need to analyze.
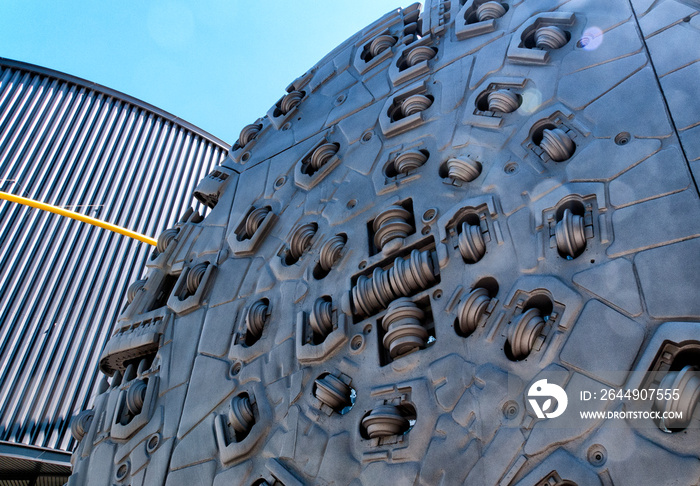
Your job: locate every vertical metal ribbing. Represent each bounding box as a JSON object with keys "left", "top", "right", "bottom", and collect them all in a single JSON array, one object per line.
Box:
[
  {"left": 0, "top": 82, "right": 90, "bottom": 426},
  {"left": 23, "top": 98, "right": 142, "bottom": 448},
  {"left": 0, "top": 88, "right": 118, "bottom": 446},
  {"left": 0, "top": 61, "right": 229, "bottom": 451}
]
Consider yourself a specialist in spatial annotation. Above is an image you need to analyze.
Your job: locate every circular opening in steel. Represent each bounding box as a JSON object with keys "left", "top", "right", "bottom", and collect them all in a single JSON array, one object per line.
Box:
[
  {"left": 504, "top": 162, "right": 518, "bottom": 174},
  {"left": 587, "top": 444, "right": 607, "bottom": 466},
  {"left": 503, "top": 400, "right": 519, "bottom": 419},
  {"left": 146, "top": 434, "right": 160, "bottom": 453},
  {"left": 350, "top": 335, "right": 364, "bottom": 351},
  {"left": 614, "top": 132, "right": 631, "bottom": 145},
  {"left": 116, "top": 463, "right": 129, "bottom": 482},
  {"left": 231, "top": 361, "right": 242, "bottom": 376}
]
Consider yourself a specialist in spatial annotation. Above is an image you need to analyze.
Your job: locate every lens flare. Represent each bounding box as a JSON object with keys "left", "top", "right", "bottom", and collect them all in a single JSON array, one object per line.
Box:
[
  {"left": 579, "top": 27, "right": 604, "bottom": 51},
  {"left": 518, "top": 88, "right": 543, "bottom": 114}
]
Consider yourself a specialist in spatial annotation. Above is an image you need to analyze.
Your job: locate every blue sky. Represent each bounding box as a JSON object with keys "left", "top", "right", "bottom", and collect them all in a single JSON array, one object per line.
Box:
[{"left": 0, "top": 1, "right": 414, "bottom": 144}]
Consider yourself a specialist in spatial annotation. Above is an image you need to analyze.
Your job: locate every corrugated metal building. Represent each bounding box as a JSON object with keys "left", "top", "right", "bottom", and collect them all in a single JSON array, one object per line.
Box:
[{"left": 0, "top": 58, "right": 229, "bottom": 484}]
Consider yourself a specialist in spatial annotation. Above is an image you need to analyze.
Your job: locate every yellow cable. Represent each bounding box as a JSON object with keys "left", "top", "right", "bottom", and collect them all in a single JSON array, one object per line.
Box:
[{"left": 0, "top": 191, "right": 157, "bottom": 247}]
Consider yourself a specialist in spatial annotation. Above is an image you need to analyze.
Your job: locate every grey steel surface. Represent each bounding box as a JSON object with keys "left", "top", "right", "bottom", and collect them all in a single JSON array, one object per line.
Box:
[
  {"left": 631, "top": 0, "right": 700, "bottom": 178},
  {"left": 58, "top": 0, "right": 700, "bottom": 484},
  {"left": 0, "top": 442, "right": 71, "bottom": 486},
  {"left": 0, "top": 56, "right": 229, "bottom": 475}
]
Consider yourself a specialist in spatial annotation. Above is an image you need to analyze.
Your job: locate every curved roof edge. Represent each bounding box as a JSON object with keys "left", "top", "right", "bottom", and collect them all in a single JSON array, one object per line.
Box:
[{"left": 0, "top": 56, "right": 230, "bottom": 149}]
